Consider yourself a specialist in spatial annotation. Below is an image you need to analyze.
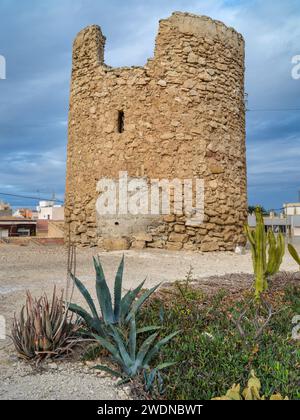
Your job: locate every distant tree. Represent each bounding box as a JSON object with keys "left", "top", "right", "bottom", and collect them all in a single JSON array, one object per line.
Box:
[{"left": 248, "top": 205, "right": 268, "bottom": 215}]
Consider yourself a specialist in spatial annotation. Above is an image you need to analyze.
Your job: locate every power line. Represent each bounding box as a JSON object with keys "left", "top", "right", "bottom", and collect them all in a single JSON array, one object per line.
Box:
[
  {"left": 247, "top": 108, "right": 300, "bottom": 112},
  {"left": 0, "top": 192, "right": 64, "bottom": 203}
]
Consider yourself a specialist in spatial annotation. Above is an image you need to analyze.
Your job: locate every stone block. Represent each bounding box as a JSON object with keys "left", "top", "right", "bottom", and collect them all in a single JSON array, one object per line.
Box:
[
  {"left": 174, "top": 224, "right": 186, "bottom": 233},
  {"left": 201, "top": 242, "right": 219, "bottom": 252},
  {"left": 169, "top": 232, "right": 188, "bottom": 242},
  {"left": 103, "top": 238, "right": 130, "bottom": 251},
  {"left": 131, "top": 240, "right": 146, "bottom": 249},
  {"left": 166, "top": 242, "right": 183, "bottom": 251},
  {"left": 133, "top": 232, "right": 153, "bottom": 242}
]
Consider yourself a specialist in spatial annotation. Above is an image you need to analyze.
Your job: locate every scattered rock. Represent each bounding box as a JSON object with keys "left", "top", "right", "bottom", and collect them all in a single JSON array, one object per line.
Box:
[
  {"left": 103, "top": 238, "right": 130, "bottom": 251},
  {"left": 48, "top": 363, "right": 58, "bottom": 370},
  {"left": 157, "top": 80, "right": 167, "bottom": 87}
]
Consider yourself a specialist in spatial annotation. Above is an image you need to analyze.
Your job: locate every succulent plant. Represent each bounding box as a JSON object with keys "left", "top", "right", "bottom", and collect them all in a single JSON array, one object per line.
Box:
[
  {"left": 11, "top": 287, "right": 78, "bottom": 361},
  {"left": 92, "top": 314, "right": 178, "bottom": 380},
  {"left": 68, "top": 255, "right": 159, "bottom": 336},
  {"left": 144, "top": 367, "right": 166, "bottom": 394},
  {"left": 212, "top": 370, "right": 289, "bottom": 400},
  {"left": 288, "top": 243, "right": 300, "bottom": 269},
  {"left": 245, "top": 208, "right": 285, "bottom": 298}
]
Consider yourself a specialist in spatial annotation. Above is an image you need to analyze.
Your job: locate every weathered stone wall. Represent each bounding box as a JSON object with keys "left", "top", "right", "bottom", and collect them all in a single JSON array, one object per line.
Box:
[{"left": 65, "top": 12, "right": 247, "bottom": 251}]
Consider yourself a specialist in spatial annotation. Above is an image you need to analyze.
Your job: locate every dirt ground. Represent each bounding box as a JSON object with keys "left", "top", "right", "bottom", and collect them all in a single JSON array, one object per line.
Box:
[{"left": 0, "top": 242, "right": 299, "bottom": 400}]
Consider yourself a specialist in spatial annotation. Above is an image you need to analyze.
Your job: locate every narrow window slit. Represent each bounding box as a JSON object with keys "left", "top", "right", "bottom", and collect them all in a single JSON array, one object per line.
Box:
[{"left": 117, "top": 110, "right": 124, "bottom": 133}]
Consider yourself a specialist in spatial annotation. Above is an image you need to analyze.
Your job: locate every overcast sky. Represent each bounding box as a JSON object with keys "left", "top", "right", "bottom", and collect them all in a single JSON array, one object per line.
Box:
[{"left": 0, "top": 0, "right": 299, "bottom": 209}]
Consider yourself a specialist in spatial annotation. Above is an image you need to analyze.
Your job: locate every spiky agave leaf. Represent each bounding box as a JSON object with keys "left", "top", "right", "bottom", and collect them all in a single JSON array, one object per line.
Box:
[
  {"left": 69, "top": 256, "right": 160, "bottom": 330},
  {"left": 94, "top": 256, "right": 114, "bottom": 324},
  {"left": 91, "top": 322, "right": 178, "bottom": 381},
  {"left": 109, "top": 325, "right": 133, "bottom": 370},
  {"left": 136, "top": 326, "right": 161, "bottom": 334},
  {"left": 113, "top": 255, "right": 124, "bottom": 322},
  {"left": 91, "top": 333, "right": 123, "bottom": 366},
  {"left": 144, "top": 368, "right": 157, "bottom": 392},
  {"left": 129, "top": 316, "right": 136, "bottom": 361},
  {"left": 125, "top": 283, "right": 161, "bottom": 323},
  {"left": 70, "top": 273, "right": 99, "bottom": 321},
  {"left": 155, "top": 361, "right": 177, "bottom": 370},
  {"left": 144, "top": 366, "right": 171, "bottom": 394},
  {"left": 93, "top": 364, "right": 123, "bottom": 377},
  {"left": 143, "top": 331, "right": 180, "bottom": 367},
  {"left": 120, "top": 279, "right": 146, "bottom": 321},
  {"left": 134, "top": 332, "right": 159, "bottom": 373},
  {"left": 68, "top": 303, "right": 105, "bottom": 335}
]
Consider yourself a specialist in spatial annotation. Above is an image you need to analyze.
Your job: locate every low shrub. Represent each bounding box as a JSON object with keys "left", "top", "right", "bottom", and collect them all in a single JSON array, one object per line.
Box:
[{"left": 139, "top": 281, "right": 300, "bottom": 400}]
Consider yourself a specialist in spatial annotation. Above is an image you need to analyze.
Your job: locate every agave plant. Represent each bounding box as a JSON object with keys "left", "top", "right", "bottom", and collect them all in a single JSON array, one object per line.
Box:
[
  {"left": 288, "top": 243, "right": 300, "bottom": 269},
  {"left": 69, "top": 255, "right": 160, "bottom": 336},
  {"left": 11, "top": 287, "right": 77, "bottom": 361},
  {"left": 144, "top": 368, "right": 165, "bottom": 394},
  {"left": 92, "top": 315, "right": 178, "bottom": 380}
]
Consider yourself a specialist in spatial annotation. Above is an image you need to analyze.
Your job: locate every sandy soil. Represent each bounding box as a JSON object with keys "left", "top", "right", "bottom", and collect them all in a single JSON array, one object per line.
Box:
[{"left": 0, "top": 242, "right": 298, "bottom": 400}]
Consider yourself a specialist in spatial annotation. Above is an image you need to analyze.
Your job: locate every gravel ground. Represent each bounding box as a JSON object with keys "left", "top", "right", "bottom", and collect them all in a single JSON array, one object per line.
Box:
[
  {"left": 0, "top": 359, "right": 130, "bottom": 400},
  {"left": 0, "top": 242, "right": 299, "bottom": 400}
]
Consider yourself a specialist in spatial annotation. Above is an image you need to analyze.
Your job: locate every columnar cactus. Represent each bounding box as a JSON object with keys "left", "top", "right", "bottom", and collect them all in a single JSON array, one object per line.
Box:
[
  {"left": 245, "top": 208, "right": 285, "bottom": 298},
  {"left": 288, "top": 243, "right": 300, "bottom": 269}
]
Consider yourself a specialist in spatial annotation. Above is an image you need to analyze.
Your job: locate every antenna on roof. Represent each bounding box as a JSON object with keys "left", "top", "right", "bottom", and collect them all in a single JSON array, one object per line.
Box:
[{"left": 36, "top": 190, "right": 56, "bottom": 202}]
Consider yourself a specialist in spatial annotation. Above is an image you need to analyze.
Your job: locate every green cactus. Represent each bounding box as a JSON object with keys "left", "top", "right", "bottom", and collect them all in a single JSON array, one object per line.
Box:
[
  {"left": 245, "top": 208, "right": 285, "bottom": 299},
  {"left": 288, "top": 243, "right": 300, "bottom": 269}
]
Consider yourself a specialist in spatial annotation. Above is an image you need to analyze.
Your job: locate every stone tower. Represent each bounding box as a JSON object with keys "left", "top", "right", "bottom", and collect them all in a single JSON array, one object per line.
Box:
[{"left": 65, "top": 12, "right": 247, "bottom": 251}]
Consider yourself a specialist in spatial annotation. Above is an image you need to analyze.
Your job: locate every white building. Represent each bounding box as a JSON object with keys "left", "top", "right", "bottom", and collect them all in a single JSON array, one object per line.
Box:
[
  {"left": 283, "top": 203, "right": 300, "bottom": 216},
  {"left": 283, "top": 204, "right": 300, "bottom": 236},
  {"left": 248, "top": 203, "right": 300, "bottom": 237},
  {"left": 37, "top": 201, "right": 64, "bottom": 220}
]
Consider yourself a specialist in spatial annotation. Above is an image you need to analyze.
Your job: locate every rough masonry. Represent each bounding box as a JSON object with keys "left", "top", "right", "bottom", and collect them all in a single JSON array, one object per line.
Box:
[{"left": 65, "top": 12, "right": 247, "bottom": 252}]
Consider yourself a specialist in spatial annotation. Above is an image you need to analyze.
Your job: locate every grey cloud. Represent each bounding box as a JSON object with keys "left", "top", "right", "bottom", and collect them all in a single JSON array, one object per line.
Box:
[{"left": 0, "top": 0, "right": 299, "bottom": 209}]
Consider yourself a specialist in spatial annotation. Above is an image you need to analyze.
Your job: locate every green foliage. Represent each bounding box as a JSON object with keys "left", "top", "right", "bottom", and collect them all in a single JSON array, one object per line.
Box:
[
  {"left": 11, "top": 287, "right": 77, "bottom": 361},
  {"left": 139, "top": 284, "right": 300, "bottom": 400},
  {"left": 69, "top": 256, "right": 159, "bottom": 335},
  {"left": 288, "top": 243, "right": 300, "bottom": 268},
  {"left": 92, "top": 315, "right": 178, "bottom": 380},
  {"left": 70, "top": 256, "right": 176, "bottom": 388},
  {"left": 144, "top": 368, "right": 166, "bottom": 395},
  {"left": 248, "top": 205, "right": 268, "bottom": 215},
  {"left": 212, "top": 370, "right": 289, "bottom": 400},
  {"left": 245, "top": 208, "right": 285, "bottom": 298}
]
